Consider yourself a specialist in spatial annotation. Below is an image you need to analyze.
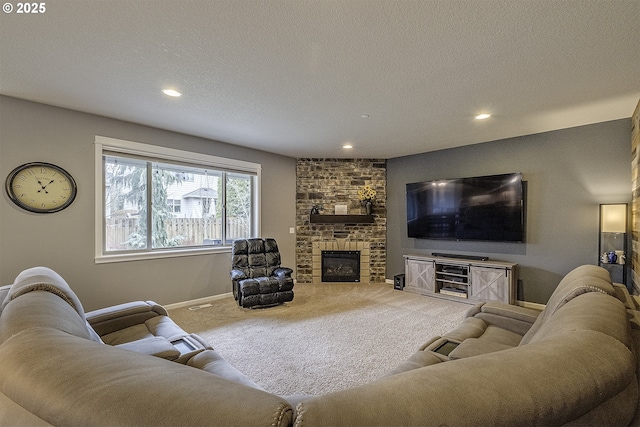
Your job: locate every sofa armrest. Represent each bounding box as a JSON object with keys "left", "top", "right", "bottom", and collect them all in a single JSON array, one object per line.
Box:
[
  {"left": 85, "top": 301, "right": 167, "bottom": 337},
  {"left": 479, "top": 302, "right": 541, "bottom": 322},
  {"left": 471, "top": 301, "right": 541, "bottom": 336},
  {"left": 115, "top": 336, "right": 180, "bottom": 361}
]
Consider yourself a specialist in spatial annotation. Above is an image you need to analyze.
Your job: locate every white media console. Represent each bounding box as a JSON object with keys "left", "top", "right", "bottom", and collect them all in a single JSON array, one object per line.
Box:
[{"left": 403, "top": 254, "right": 518, "bottom": 305}]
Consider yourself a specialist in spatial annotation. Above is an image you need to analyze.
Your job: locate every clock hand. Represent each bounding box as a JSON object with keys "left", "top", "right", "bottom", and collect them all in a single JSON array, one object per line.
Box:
[
  {"left": 37, "top": 179, "right": 55, "bottom": 193},
  {"left": 37, "top": 180, "right": 48, "bottom": 193},
  {"left": 37, "top": 179, "right": 55, "bottom": 194}
]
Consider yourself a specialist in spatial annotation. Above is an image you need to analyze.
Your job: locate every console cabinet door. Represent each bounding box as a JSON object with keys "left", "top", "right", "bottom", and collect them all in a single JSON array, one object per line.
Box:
[
  {"left": 469, "top": 266, "right": 510, "bottom": 303},
  {"left": 405, "top": 258, "right": 435, "bottom": 294}
]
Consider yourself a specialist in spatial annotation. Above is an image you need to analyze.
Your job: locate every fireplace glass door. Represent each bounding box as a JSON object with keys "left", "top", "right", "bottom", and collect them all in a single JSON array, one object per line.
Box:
[{"left": 321, "top": 250, "right": 360, "bottom": 282}]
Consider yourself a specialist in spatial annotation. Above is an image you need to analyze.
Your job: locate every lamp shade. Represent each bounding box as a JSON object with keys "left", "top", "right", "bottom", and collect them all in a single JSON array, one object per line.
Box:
[{"left": 600, "top": 204, "right": 627, "bottom": 233}]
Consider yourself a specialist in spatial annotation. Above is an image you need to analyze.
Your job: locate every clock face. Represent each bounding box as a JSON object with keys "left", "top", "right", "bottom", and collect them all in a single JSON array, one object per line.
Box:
[{"left": 5, "top": 162, "right": 77, "bottom": 214}]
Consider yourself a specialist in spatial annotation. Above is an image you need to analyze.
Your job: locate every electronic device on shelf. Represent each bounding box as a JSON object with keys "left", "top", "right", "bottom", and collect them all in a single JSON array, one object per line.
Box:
[
  {"left": 440, "top": 267, "right": 466, "bottom": 275},
  {"left": 431, "top": 252, "right": 490, "bottom": 261}
]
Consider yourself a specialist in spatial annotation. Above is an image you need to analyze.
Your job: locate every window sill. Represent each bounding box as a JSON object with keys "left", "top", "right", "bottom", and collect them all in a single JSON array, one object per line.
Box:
[{"left": 95, "top": 246, "right": 231, "bottom": 264}]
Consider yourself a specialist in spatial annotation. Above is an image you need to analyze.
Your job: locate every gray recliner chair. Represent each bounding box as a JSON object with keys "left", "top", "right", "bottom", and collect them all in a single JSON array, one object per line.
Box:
[{"left": 230, "top": 238, "right": 294, "bottom": 308}]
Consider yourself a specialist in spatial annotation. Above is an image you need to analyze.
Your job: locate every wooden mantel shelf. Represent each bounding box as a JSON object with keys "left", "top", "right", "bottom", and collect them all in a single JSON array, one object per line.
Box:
[{"left": 310, "top": 214, "right": 375, "bottom": 224}]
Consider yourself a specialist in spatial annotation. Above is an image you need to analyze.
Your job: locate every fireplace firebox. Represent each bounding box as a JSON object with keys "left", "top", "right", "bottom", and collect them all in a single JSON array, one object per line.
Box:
[{"left": 321, "top": 250, "right": 360, "bottom": 282}]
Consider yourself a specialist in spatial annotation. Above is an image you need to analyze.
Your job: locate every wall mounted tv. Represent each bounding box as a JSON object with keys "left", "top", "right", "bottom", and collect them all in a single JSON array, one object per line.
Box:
[{"left": 406, "top": 173, "right": 525, "bottom": 242}]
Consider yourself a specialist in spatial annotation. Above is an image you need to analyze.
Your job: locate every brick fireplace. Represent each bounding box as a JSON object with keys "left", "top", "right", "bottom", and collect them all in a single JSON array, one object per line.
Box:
[{"left": 296, "top": 159, "right": 386, "bottom": 284}]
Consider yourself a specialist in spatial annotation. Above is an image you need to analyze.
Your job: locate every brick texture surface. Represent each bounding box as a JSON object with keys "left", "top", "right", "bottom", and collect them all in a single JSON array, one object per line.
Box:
[{"left": 296, "top": 159, "right": 387, "bottom": 283}]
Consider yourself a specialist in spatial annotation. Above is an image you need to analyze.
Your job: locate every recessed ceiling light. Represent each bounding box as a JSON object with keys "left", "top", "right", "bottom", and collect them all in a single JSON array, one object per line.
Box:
[
  {"left": 361, "top": 114, "right": 370, "bottom": 118},
  {"left": 343, "top": 144, "right": 353, "bottom": 149},
  {"left": 162, "top": 89, "right": 182, "bottom": 97},
  {"left": 475, "top": 113, "right": 491, "bottom": 120}
]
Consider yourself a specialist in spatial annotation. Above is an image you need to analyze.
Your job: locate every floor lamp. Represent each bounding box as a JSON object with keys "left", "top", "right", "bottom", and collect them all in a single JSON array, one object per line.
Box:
[{"left": 599, "top": 203, "right": 628, "bottom": 286}]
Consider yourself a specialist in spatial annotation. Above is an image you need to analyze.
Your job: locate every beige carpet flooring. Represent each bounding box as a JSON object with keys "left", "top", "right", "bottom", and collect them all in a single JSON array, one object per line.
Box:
[{"left": 168, "top": 282, "right": 469, "bottom": 395}]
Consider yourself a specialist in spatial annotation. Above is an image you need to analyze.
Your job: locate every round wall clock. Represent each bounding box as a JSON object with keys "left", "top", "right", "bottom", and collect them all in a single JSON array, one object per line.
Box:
[{"left": 5, "top": 162, "right": 77, "bottom": 214}]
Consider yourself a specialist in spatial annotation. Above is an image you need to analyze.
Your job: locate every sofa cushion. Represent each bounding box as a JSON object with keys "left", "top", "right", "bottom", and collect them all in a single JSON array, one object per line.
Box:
[
  {"left": 448, "top": 338, "right": 515, "bottom": 359},
  {"left": 239, "top": 277, "right": 280, "bottom": 296},
  {"left": 0, "top": 291, "right": 99, "bottom": 344},
  {"left": 525, "top": 292, "right": 632, "bottom": 350},
  {"left": 0, "top": 267, "right": 103, "bottom": 344},
  {"left": 475, "top": 324, "right": 522, "bottom": 346},
  {"left": 1, "top": 267, "right": 86, "bottom": 318},
  {"left": 447, "top": 325, "right": 522, "bottom": 359}
]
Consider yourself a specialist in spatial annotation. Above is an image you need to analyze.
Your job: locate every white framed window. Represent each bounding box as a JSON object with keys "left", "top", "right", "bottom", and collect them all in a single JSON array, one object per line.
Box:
[
  {"left": 95, "top": 135, "right": 261, "bottom": 263},
  {"left": 167, "top": 199, "right": 181, "bottom": 214}
]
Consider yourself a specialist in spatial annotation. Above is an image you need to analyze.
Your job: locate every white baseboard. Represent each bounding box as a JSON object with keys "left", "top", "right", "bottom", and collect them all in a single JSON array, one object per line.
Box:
[
  {"left": 165, "top": 292, "right": 233, "bottom": 310},
  {"left": 165, "top": 279, "right": 299, "bottom": 310},
  {"left": 164, "top": 285, "right": 546, "bottom": 312}
]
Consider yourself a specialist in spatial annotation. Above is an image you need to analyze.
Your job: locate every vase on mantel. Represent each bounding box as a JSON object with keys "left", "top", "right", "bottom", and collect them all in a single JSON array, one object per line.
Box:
[{"left": 364, "top": 201, "right": 372, "bottom": 215}]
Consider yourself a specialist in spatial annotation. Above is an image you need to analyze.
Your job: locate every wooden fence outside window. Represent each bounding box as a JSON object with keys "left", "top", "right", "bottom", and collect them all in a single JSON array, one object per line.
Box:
[{"left": 105, "top": 217, "right": 249, "bottom": 250}]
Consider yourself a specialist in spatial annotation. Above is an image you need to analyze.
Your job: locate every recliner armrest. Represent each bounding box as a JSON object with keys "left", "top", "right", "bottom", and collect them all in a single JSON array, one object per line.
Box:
[
  {"left": 478, "top": 301, "right": 541, "bottom": 323},
  {"left": 85, "top": 300, "right": 167, "bottom": 336},
  {"left": 231, "top": 269, "right": 248, "bottom": 280},
  {"left": 115, "top": 336, "right": 181, "bottom": 361},
  {"left": 471, "top": 301, "right": 542, "bottom": 336},
  {"left": 274, "top": 267, "right": 293, "bottom": 278}
]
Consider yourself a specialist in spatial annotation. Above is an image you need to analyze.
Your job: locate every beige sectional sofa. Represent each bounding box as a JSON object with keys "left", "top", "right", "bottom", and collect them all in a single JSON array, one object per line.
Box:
[
  {"left": 0, "top": 267, "right": 292, "bottom": 426},
  {"left": 1, "top": 265, "right": 639, "bottom": 426}
]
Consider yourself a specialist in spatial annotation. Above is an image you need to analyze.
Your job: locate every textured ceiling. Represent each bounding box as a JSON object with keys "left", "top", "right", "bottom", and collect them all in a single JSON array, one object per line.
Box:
[{"left": 1, "top": 0, "right": 639, "bottom": 159}]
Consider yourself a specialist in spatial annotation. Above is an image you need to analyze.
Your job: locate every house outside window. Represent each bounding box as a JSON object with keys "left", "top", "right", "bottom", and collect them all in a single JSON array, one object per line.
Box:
[
  {"left": 95, "top": 136, "right": 261, "bottom": 263},
  {"left": 167, "top": 199, "right": 181, "bottom": 214}
]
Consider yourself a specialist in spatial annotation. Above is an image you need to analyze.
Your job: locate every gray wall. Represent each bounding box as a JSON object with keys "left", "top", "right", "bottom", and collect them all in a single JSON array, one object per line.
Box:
[
  {"left": 0, "top": 96, "right": 297, "bottom": 311},
  {"left": 2, "top": 95, "right": 631, "bottom": 308},
  {"left": 387, "top": 119, "right": 631, "bottom": 304}
]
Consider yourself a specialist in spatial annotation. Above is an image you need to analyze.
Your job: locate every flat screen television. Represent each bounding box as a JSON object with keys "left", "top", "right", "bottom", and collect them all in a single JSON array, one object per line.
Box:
[{"left": 406, "top": 173, "right": 525, "bottom": 242}]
